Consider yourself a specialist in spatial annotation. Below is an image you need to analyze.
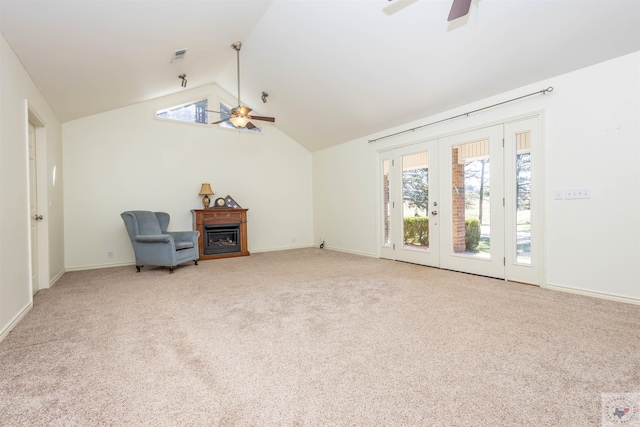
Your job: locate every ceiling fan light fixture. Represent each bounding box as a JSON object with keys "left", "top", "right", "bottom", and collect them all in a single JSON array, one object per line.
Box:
[{"left": 230, "top": 116, "right": 250, "bottom": 128}]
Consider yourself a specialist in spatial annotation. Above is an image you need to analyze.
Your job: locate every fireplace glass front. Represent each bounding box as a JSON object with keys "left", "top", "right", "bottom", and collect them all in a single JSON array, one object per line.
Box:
[{"left": 204, "top": 224, "right": 240, "bottom": 255}]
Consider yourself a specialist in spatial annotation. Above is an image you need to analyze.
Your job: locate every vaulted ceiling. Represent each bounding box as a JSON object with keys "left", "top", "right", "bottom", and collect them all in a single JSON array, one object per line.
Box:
[{"left": 1, "top": 0, "right": 639, "bottom": 152}]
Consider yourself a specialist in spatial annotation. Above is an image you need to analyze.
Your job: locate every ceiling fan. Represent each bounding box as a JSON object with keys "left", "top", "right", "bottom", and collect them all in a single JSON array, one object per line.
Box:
[
  {"left": 208, "top": 42, "right": 275, "bottom": 130},
  {"left": 447, "top": 0, "right": 472, "bottom": 21},
  {"left": 384, "top": 0, "right": 472, "bottom": 21}
]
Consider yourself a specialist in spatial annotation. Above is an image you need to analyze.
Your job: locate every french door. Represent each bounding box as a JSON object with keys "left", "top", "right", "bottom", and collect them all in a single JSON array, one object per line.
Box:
[
  {"left": 439, "top": 124, "right": 505, "bottom": 278},
  {"left": 380, "top": 140, "right": 440, "bottom": 266},
  {"left": 378, "top": 116, "right": 541, "bottom": 285}
]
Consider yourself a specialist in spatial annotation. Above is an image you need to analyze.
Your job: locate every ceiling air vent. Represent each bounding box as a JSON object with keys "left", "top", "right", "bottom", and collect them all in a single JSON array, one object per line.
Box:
[{"left": 171, "top": 49, "right": 187, "bottom": 62}]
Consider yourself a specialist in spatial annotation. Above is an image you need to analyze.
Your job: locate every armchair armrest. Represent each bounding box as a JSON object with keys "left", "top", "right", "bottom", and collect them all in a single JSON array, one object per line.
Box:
[
  {"left": 135, "top": 234, "right": 172, "bottom": 243},
  {"left": 168, "top": 231, "right": 200, "bottom": 241}
]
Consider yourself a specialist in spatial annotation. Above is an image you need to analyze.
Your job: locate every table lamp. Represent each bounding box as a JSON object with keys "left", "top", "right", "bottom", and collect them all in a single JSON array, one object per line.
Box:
[{"left": 199, "top": 183, "right": 214, "bottom": 208}]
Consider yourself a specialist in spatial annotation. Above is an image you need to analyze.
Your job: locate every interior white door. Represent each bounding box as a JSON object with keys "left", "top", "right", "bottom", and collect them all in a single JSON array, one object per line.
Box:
[
  {"left": 439, "top": 124, "right": 505, "bottom": 278},
  {"left": 379, "top": 140, "right": 440, "bottom": 266},
  {"left": 28, "top": 121, "right": 40, "bottom": 295}
]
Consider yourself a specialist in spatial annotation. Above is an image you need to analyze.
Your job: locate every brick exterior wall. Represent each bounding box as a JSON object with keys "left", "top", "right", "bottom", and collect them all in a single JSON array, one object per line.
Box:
[{"left": 452, "top": 147, "right": 466, "bottom": 253}]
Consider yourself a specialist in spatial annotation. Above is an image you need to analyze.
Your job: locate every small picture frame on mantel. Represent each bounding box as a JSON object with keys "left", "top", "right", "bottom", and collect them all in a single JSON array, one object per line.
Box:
[
  {"left": 212, "top": 195, "right": 241, "bottom": 209},
  {"left": 224, "top": 195, "right": 240, "bottom": 208}
]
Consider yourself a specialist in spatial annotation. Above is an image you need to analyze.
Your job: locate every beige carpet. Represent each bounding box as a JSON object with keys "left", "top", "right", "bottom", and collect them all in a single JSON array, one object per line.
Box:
[{"left": 1, "top": 248, "right": 639, "bottom": 426}]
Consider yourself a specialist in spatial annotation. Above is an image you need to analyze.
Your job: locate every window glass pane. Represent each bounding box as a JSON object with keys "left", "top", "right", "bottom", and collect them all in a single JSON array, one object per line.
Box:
[
  {"left": 451, "top": 140, "right": 490, "bottom": 258},
  {"left": 402, "top": 151, "right": 429, "bottom": 251},
  {"left": 515, "top": 132, "right": 532, "bottom": 264},
  {"left": 156, "top": 99, "right": 208, "bottom": 124},
  {"left": 382, "top": 159, "right": 390, "bottom": 246}
]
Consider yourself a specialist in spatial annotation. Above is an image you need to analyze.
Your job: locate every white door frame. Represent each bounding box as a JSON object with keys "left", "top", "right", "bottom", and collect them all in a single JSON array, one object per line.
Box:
[
  {"left": 378, "top": 140, "right": 440, "bottom": 266},
  {"left": 27, "top": 103, "right": 50, "bottom": 294},
  {"left": 504, "top": 115, "right": 543, "bottom": 285},
  {"left": 376, "top": 113, "right": 543, "bottom": 285}
]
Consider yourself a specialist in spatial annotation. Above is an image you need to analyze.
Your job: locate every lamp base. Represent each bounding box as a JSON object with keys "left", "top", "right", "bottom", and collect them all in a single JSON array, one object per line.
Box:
[{"left": 202, "top": 195, "right": 211, "bottom": 208}]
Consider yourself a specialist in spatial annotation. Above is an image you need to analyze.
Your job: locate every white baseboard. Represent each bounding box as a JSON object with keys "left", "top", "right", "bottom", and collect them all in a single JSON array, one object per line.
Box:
[
  {"left": 251, "top": 244, "right": 315, "bottom": 254},
  {"left": 65, "top": 246, "right": 377, "bottom": 271},
  {"left": 322, "top": 246, "right": 377, "bottom": 258},
  {"left": 65, "top": 261, "right": 135, "bottom": 272},
  {"left": 49, "top": 268, "right": 65, "bottom": 287},
  {"left": 0, "top": 302, "right": 32, "bottom": 343},
  {"left": 240, "top": 245, "right": 377, "bottom": 259},
  {"left": 544, "top": 283, "right": 640, "bottom": 305}
]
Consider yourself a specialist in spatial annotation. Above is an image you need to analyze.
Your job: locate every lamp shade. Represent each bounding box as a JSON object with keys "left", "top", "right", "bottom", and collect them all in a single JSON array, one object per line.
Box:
[{"left": 199, "top": 183, "right": 214, "bottom": 195}]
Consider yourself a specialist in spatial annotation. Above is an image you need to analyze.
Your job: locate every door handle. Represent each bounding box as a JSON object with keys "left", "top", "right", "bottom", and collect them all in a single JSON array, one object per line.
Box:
[
  {"left": 431, "top": 211, "right": 438, "bottom": 216},
  {"left": 34, "top": 215, "right": 43, "bottom": 221}
]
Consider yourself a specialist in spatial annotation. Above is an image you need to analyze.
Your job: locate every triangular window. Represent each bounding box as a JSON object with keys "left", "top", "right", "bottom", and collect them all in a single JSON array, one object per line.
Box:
[{"left": 156, "top": 99, "right": 208, "bottom": 124}]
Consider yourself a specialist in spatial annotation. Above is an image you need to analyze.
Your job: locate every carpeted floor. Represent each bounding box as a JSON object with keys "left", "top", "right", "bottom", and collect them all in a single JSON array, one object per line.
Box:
[{"left": 1, "top": 248, "right": 639, "bottom": 426}]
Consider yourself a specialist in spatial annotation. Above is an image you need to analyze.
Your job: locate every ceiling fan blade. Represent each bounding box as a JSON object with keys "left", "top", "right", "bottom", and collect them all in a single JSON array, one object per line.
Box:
[
  {"left": 448, "top": 0, "right": 472, "bottom": 21},
  {"left": 249, "top": 115, "right": 275, "bottom": 123},
  {"left": 245, "top": 121, "right": 257, "bottom": 130},
  {"left": 211, "top": 118, "right": 230, "bottom": 125},
  {"left": 205, "top": 109, "right": 222, "bottom": 114}
]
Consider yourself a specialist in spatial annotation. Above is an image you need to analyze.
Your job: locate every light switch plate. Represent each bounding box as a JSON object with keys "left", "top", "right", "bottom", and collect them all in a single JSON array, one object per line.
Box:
[{"left": 565, "top": 188, "right": 591, "bottom": 199}]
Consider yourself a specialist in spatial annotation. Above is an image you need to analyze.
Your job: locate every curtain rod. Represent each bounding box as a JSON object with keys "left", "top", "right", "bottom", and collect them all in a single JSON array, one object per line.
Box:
[{"left": 368, "top": 86, "right": 554, "bottom": 144}]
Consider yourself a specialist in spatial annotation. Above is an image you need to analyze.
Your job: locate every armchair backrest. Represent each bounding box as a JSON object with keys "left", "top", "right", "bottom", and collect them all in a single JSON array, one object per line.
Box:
[
  {"left": 156, "top": 212, "right": 170, "bottom": 234},
  {"left": 121, "top": 211, "right": 168, "bottom": 241}
]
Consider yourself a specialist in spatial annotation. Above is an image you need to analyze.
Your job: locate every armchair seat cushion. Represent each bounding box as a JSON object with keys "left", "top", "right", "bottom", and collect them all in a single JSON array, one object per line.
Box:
[{"left": 175, "top": 241, "right": 194, "bottom": 250}]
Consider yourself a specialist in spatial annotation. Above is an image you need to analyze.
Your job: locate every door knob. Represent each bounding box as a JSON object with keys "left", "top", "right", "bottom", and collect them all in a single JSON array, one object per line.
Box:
[
  {"left": 34, "top": 215, "right": 43, "bottom": 221},
  {"left": 431, "top": 211, "right": 438, "bottom": 216}
]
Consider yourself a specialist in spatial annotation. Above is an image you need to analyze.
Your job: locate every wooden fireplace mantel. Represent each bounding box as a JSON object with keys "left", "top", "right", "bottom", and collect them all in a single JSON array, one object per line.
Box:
[{"left": 192, "top": 208, "right": 250, "bottom": 260}]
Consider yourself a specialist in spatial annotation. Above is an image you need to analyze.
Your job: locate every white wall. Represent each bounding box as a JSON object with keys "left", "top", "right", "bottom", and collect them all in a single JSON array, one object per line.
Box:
[
  {"left": 312, "top": 141, "right": 377, "bottom": 255},
  {"left": 62, "top": 84, "right": 313, "bottom": 270},
  {"left": 0, "top": 33, "right": 65, "bottom": 339},
  {"left": 313, "top": 51, "right": 640, "bottom": 302}
]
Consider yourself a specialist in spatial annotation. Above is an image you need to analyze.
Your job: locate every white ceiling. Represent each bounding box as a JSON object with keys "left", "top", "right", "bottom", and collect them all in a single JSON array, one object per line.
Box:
[{"left": 1, "top": 0, "right": 639, "bottom": 152}]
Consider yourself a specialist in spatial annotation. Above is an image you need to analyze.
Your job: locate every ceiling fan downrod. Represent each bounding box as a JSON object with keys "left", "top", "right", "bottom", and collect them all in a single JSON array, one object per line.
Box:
[
  {"left": 231, "top": 41, "right": 242, "bottom": 108},
  {"left": 208, "top": 41, "right": 275, "bottom": 128}
]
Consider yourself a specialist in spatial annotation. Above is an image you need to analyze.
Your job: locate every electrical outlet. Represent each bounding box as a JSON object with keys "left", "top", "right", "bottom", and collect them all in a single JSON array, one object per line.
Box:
[
  {"left": 291, "top": 237, "right": 296, "bottom": 243},
  {"left": 107, "top": 250, "right": 113, "bottom": 258},
  {"left": 578, "top": 188, "right": 591, "bottom": 198}
]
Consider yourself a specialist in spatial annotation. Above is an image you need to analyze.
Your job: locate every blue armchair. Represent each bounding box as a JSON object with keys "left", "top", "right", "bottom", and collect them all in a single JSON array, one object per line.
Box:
[{"left": 121, "top": 211, "right": 200, "bottom": 273}]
